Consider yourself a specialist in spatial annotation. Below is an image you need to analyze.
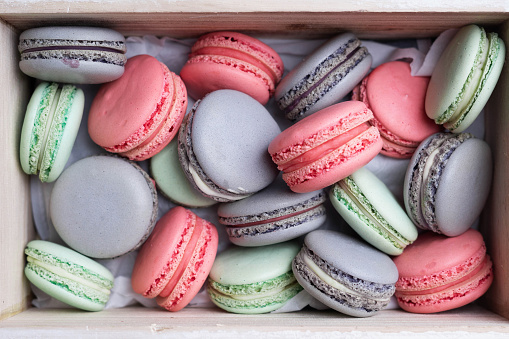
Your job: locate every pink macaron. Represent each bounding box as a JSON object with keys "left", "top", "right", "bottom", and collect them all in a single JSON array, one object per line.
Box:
[
  {"left": 393, "top": 229, "right": 493, "bottom": 314},
  {"left": 88, "top": 54, "right": 187, "bottom": 161},
  {"left": 268, "top": 100, "right": 382, "bottom": 193},
  {"left": 180, "top": 31, "right": 284, "bottom": 105},
  {"left": 131, "top": 206, "right": 218, "bottom": 312},
  {"left": 352, "top": 61, "right": 441, "bottom": 158}
]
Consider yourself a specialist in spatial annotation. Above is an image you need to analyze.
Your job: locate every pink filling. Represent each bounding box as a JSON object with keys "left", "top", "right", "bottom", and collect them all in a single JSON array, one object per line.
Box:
[{"left": 279, "top": 123, "right": 371, "bottom": 173}]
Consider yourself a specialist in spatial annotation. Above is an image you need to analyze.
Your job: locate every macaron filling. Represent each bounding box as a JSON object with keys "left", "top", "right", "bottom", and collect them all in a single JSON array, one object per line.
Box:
[
  {"left": 278, "top": 39, "right": 369, "bottom": 120},
  {"left": 333, "top": 178, "right": 412, "bottom": 250},
  {"left": 294, "top": 245, "right": 395, "bottom": 312}
]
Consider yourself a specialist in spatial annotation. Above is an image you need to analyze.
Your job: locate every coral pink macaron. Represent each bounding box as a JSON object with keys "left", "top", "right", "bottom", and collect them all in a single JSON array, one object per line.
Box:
[
  {"left": 180, "top": 31, "right": 284, "bottom": 105},
  {"left": 352, "top": 61, "right": 441, "bottom": 158},
  {"left": 88, "top": 54, "right": 187, "bottom": 161},
  {"left": 131, "top": 206, "right": 218, "bottom": 312},
  {"left": 268, "top": 100, "right": 382, "bottom": 193},
  {"left": 393, "top": 229, "right": 493, "bottom": 314}
]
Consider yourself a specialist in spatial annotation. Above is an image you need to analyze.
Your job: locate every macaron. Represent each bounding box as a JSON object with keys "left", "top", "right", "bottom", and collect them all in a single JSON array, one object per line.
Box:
[
  {"left": 19, "top": 82, "right": 85, "bottom": 182},
  {"left": 425, "top": 24, "right": 506, "bottom": 132},
  {"left": 150, "top": 138, "right": 217, "bottom": 208},
  {"left": 352, "top": 61, "right": 441, "bottom": 158},
  {"left": 18, "top": 26, "right": 127, "bottom": 84},
  {"left": 88, "top": 54, "right": 187, "bottom": 161},
  {"left": 180, "top": 31, "right": 284, "bottom": 105},
  {"left": 393, "top": 229, "right": 493, "bottom": 314},
  {"left": 178, "top": 89, "right": 281, "bottom": 202},
  {"left": 217, "top": 175, "right": 327, "bottom": 247},
  {"left": 50, "top": 155, "right": 158, "bottom": 259},
  {"left": 275, "top": 33, "right": 372, "bottom": 121},
  {"left": 24, "top": 240, "right": 114, "bottom": 312},
  {"left": 131, "top": 206, "right": 218, "bottom": 312},
  {"left": 292, "top": 230, "right": 398, "bottom": 317},
  {"left": 207, "top": 241, "right": 303, "bottom": 314},
  {"left": 329, "top": 167, "right": 418, "bottom": 256},
  {"left": 268, "top": 100, "right": 382, "bottom": 193},
  {"left": 404, "top": 132, "right": 492, "bottom": 237}
]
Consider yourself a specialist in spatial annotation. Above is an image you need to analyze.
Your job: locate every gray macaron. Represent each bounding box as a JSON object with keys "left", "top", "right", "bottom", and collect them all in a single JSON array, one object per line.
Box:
[
  {"left": 292, "top": 230, "right": 398, "bottom": 317},
  {"left": 275, "top": 33, "right": 372, "bottom": 121},
  {"left": 178, "top": 89, "right": 281, "bottom": 202},
  {"left": 217, "top": 175, "right": 327, "bottom": 246},
  {"left": 18, "top": 26, "right": 126, "bottom": 84},
  {"left": 404, "top": 132, "right": 492, "bottom": 237},
  {"left": 50, "top": 155, "right": 158, "bottom": 259}
]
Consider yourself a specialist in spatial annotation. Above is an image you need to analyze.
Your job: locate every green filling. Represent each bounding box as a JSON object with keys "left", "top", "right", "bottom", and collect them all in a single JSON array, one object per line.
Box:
[
  {"left": 26, "top": 263, "right": 109, "bottom": 304},
  {"left": 25, "top": 247, "right": 113, "bottom": 290},
  {"left": 334, "top": 177, "right": 409, "bottom": 250},
  {"left": 436, "top": 27, "right": 486, "bottom": 125},
  {"left": 209, "top": 271, "right": 296, "bottom": 296},
  {"left": 28, "top": 83, "right": 58, "bottom": 174},
  {"left": 39, "top": 85, "right": 77, "bottom": 182}
]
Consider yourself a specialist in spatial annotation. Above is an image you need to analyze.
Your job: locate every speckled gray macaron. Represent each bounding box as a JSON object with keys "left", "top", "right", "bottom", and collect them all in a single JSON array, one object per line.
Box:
[
  {"left": 218, "top": 175, "right": 327, "bottom": 246},
  {"left": 19, "top": 26, "right": 127, "bottom": 84},
  {"left": 275, "top": 33, "right": 372, "bottom": 121},
  {"left": 292, "top": 230, "right": 398, "bottom": 317},
  {"left": 178, "top": 89, "right": 281, "bottom": 202},
  {"left": 50, "top": 155, "right": 158, "bottom": 259},
  {"left": 404, "top": 132, "right": 492, "bottom": 237}
]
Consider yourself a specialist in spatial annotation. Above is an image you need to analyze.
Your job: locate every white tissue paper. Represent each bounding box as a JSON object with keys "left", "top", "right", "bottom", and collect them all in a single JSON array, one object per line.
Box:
[{"left": 29, "top": 28, "right": 484, "bottom": 314}]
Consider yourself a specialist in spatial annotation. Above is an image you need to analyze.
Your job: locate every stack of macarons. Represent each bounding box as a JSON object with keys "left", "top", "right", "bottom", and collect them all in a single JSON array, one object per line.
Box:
[{"left": 18, "top": 23, "right": 504, "bottom": 318}]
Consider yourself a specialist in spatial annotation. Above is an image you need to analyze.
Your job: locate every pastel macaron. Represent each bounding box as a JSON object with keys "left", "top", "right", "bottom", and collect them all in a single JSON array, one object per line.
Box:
[
  {"left": 150, "top": 138, "right": 217, "bottom": 208},
  {"left": 19, "top": 26, "right": 127, "bottom": 84},
  {"left": 293, "top": 230, "right": 398, "bottom": 317},
  {"left": 276, "top": 33, "right": 372, "bottom": 121},
  {"left": 180, "top": 31, "right": 284, "bottom": 105},
  {"left": 88, "top": 54, "right": 187, "bottom": 161},
  {"left": 426, "top": 24, "right": 505, "bottom": 132},
  {"left": 207, "top": 241, "right": 303, "bottom": 314},
  {"left": 24, "top": 240, "right": 114, "bottom": 311},
  {"left": 178, "top": 89, "right": 281, "bottom": 202},
  {"left": 268, "top": 100, "right": 382, "bottom": 193},
  {"left": 404, "top": 132, "right": 492, "bottom": 237},
  {"left": 352, "top": 61, "right": 441, "bottom": 158},
  {"left": 393, "top": 229, "right": 493, "bottom": 313},
  {"left": 218, "top": 175, "right": 327, "bottom": 247},
  {"left": 329, "top": 167, "right": 418, "bottom": 256},
  {"left": 50, "top": 155, "right": 158, "bottom": 259},
  {"left": 131, "top": 206, "right": 218, "bottom": 312},
  {"left": 19, "top": 82, "right": 85, "bottom": 182}
]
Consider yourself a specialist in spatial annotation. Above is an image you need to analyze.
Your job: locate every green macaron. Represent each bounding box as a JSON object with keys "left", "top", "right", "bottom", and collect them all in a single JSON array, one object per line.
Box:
[
  {"left": 329, "top": 167, "right": 418, "bottom": 256},
  {"left": 425, "top": 24, "right": 506, "bottom": 132},
  {"left": 19, "top": 82, "right": 84, "bottom": 182},
  {"left": 207, "top": 241, "right": 303, "bottom": 314},
  {"left": 24, "top": 240, "right": 114, "bottom": 311}
]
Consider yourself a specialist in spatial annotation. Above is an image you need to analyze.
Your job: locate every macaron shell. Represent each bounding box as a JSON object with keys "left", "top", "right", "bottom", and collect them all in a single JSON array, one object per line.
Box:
[
  {"left": 209, "top": 241, "right": 300, "bottom": 285},
  {"left": 190, "top": 90, "right": 280, "bottom": 194},
  {"left": 50, "top": 156, "right": 158, "bottom": 258},
  {"left": 364, "top": 61, "right": 439, "bottom": 144},
  {"left": 19, "top": 26, "right": 126, "bottom": 45},
  {"left": 88, "top": 55, "right": 170, "bottom": 150},
  {"left": 432, "top": 138, "right": 492, "bottom": 236},
  {"left": 150, "top": 138, "right": 217, "bottom": 208},
  {"left": 304, "top": 230, "right": 398, "bottom": 284}
]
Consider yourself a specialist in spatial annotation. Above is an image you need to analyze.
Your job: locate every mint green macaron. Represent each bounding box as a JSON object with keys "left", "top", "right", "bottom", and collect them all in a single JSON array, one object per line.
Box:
[
  {"left": 24, "top": 240, "right": 114, "bottom": 311},
  {"left": 19, "top": 82, "right": 84, "bottom": 182},
  {"left": 425, "top": 24, "right": 506, "bottom": 132},
  {"left": 207, "top": 241, "right": 303, "bottom": 314},
  {"left": 329, "top": 167, "right": 418, "bottom": 256}
]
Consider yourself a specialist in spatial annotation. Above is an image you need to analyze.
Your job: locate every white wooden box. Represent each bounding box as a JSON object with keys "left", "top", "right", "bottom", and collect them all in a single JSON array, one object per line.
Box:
[{"left": 1, "top": 1, "right": 509, "bottom": 337}]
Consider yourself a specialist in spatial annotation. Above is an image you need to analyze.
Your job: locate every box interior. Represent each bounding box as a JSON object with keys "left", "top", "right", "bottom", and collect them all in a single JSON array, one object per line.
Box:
[{"left": 1, "top": 4, "right": 509, "bottom": 335}]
